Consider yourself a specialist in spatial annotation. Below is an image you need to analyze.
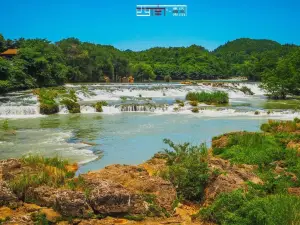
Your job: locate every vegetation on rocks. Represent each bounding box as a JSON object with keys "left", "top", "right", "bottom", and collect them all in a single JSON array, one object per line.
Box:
[
  {"left": 201, "top": 118, "right": 300, "bottom": 224},
  {"left": 240, "top": 86, "right": 254, "bottom": 95},
  {"left": 186, "top": 91, "right": 229, "bottom": 105},
  {"left": 93, "top": 101, "right": 108, "bottom": 112},
  {"left": 60, "top": 89, "right": 80, "bottom": 113},
  {"left": 160, "top": 139, "right": 209, "bottom": 201}
]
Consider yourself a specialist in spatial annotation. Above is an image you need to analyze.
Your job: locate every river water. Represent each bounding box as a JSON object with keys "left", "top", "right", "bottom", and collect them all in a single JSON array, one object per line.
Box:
[{"left": 0, "top": 82, "right": 299, "bottom": 174}]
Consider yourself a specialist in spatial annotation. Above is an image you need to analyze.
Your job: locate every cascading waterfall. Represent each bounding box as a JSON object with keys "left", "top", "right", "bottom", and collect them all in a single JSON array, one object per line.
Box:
[
  {"left": 120, "top": 104, "right": 168, "bottom": 112},
  {"left": 0, "top": 105, "right": 40, "bottom": 118}
]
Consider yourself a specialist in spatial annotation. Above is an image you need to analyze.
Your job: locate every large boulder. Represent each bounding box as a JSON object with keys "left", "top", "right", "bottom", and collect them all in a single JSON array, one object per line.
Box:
[
  {"left": 82, "top": 164, "right": 177, "bottom": 213},
  {"left": 0, "top": 181, "right": 18, "bottom": 207},
  {"left": 27, "top": 186, "right": 93, "bottom": 217},
  {"left": 204, "top": 157, "right": 262, "bottom": 205},
  {"left": 55, "top": 189, "right": 93, "bottom": 217},
  {"left": 87, "top": 179, "right": 145, "bottom": 214}
]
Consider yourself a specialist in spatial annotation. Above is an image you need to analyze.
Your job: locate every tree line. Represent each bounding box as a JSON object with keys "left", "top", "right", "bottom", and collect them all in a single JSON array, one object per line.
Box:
[{"left": 0, "top": 34, "right": 299, "bottom": 98}]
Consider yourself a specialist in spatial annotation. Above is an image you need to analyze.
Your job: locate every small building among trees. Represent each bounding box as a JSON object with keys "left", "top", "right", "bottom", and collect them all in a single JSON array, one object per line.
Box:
[{"left": 0, "top": 49, "right": 18, "bottom": 58}]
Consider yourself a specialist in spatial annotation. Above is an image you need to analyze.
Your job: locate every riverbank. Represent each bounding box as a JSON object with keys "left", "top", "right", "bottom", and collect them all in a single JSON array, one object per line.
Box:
[{"left": 0, "top": 119, "right": 299, "bottom": 224}]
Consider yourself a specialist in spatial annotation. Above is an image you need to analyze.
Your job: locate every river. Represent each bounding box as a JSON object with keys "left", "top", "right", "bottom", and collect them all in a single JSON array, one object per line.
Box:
[{"left": 0, "top": 82, "right": 299, "bottom": 174}]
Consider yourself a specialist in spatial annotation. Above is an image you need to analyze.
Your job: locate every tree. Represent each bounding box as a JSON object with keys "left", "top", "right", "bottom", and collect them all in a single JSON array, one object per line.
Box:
[
  {"left": 131, "top": 63, "right": 155, "bottom": 82},
  {"left": 261, "top": 49, "right": 300, "bottom": 99}
]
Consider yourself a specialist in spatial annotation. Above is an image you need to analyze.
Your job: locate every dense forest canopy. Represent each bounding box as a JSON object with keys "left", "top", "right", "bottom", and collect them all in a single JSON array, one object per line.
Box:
[{"left": 0, "top": 34, "right": 300, "bottom": 98}]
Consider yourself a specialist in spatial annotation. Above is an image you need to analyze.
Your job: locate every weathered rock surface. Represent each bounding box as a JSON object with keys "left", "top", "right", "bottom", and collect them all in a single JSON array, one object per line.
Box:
[
  {"left": 27, "top": 185, "right": 93, "bottom": 217},
  {"left": 87, "top": 179, "right": 145, "bottom": 214},
  {"left": 82, "top": 164, "right": 176, "bottom": 213},
  {"left": 55, "top": 189, "right": 93, "bottom": 217},
  {"left": 0, "top": 159, "right": 21, "bottom": 181},
  {"left": 288, "top": 187, "right": 300, "bottom": 196},
  {"left": 0, "top": 181, "right": 18, "bottom": 207},
  {"left": 203, "top": 156, "right": 262, "bottom": 205}
]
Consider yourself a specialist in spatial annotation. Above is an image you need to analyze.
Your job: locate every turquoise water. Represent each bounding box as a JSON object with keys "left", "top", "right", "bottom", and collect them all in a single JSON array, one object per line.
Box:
[
  {"left": 0, "top": 83, "right": 299, "bottom": 173},
  {"left": 1, "top": 113, "right": 266, "bottom": 174}
]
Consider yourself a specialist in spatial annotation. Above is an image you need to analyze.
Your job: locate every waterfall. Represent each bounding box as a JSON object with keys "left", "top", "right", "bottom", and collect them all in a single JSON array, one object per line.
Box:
[
  {"left": 0, "top": 105, "right": 40, "bottom": 118},
  {"left": 120, "top": 104, "right": 168, "bottom": 112}
]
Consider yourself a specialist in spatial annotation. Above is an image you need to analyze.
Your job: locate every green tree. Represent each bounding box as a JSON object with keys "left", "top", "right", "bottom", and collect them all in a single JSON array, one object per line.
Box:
[{"left": 131, "top": 63, "right": 155, "bottom": 81}]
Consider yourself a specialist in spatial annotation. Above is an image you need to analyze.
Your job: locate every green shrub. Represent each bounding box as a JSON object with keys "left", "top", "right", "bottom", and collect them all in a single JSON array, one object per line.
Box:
[
  {"left": 191, "top": 107, "right": 199, "bottom": 113},
  {"left": 254, "top": 111, "right": 260, "bottom": 115},
  {"left": 186, "top": 91, "right": 229, "bottom": 104},
  {"left": 94, "top": 102, "right": 104, "bottom": 112},
  {"left": 240, "top": 86, "right": 254, "bottom": 95},
  {"left": 213, "top": 132, "right": 285, "bottom": 166},
  {"left": 10, "top": 155, "right": 71, "bottom": 199},
  {"left": 189, "top": 101, "right": 198, "bottom": 106},
  {"left": 179, "top": 102, "right": 184, "bottom": 107},
  {"left": 2, "top": 119, "right": 9, "bottom": 131},
  {"left": 0, "top": 80, "right": 13, "bottom": 94},
  {"left": 40, "top": 103, "right": 59, "bottom": 115},
  {"left": 175, "top": 99, "right": 184, "bottom": 104},
  {"left": 161, "top": 139, "right": 209, "bottom": 201},
  {"left": 164, "top": 75, "right": 172, "bottom": 83},
  {"left": 200, "top": 190, "right": 300, "bottom": 225}
]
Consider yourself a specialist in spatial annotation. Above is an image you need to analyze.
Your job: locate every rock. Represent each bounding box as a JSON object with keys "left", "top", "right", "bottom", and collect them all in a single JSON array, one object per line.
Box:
[
  {"left": 82, "top": 164, "right": 176, "bottom": 213},
  {"left": 203, "top": 157, "right": 262, "bottom": 205},
  {"left": 87, "top": 179, "right": 145, "bottom": 215},
  {"left": 0, "top": 159, "right": 21, "bottom": 181},
  {"left": 0, "top": 181, "right": 18, "bottom": 207},
  {"left": 40, "top": 208, "right": 62, "bottom": 222},
  {"left": 288, "top": 187, "right": 300, "bottom": 196},
  {"left": 4, "top": 214, "right": 34, "bottom": 225},
  {"left": 28, "top": 186, "right": 93, "bottom": 218},
  {"left": 26, "top": 186, "right": 57, "bottom": 207},
  {"left": 55, "top": 189, "right": 93, "bottom": 217},
  {"left": 0, "top": 206, "right": 13, "bottom": 220}
]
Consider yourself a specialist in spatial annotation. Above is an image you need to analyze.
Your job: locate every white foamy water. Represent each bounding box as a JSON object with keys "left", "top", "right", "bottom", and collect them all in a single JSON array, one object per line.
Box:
[
  {"left": 0, "top": 105, "right": 43, "bottom": 118},
  {"left": 0, "top": 83, "right": 297, "bottom": 119},
  {"left": 0, "top": 129, "right": 98, "bottom": 164}
]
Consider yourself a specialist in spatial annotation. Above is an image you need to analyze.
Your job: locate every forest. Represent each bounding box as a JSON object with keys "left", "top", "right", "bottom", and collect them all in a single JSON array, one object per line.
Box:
[{"left": 0, "top": 34, "right": 300, "bottom": 99}]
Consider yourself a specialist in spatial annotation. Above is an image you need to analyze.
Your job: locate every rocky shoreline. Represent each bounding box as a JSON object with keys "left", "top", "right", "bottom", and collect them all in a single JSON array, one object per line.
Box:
[{"left": 0, "top": 152, "right": 264, "bottom": 225}]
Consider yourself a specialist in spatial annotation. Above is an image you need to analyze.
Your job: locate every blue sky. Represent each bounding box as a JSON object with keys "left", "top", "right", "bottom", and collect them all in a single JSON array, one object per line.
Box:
[{"left": 1, "top": 0, "right": 300, "bottom": 50}]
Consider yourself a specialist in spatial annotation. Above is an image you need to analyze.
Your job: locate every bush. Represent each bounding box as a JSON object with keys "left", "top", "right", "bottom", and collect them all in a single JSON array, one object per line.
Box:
[
  {"left": 200, "top": 190, "right": 300, "bottom": 225},
  {"left": 175, "top": 99, "right": 184, "bottom": 104},
  {"left": 61, "top": 99, "right": 80, "bottom": 113},
  {"left": 40, "top": 103, "right": 59, "bottom": 115},
  {"left": 186, "top": 91, "right": 229, "bottom": 104},
  {"left": 164, "top": 75, "right": 172, "bottom": 83},
  {"left": 240, "top": 86, "right": 254, "bottom": 95},
  {"left": 0, "top": 80, "right": 13, "bottom": 94},
  {"left": 179, "top": 102, "right": 184, "bottom": 107},
  {"left": 161, "top": 139, "right": 209, "bottom": 201},
  {"left": 254, "top": 111, "right": 260, "bottom": 115},
  {"left": 60, "top": 89, "right": 80, "bottom": 113},
  {"left": 9, "top": 155, "right": 72, "bottom": 200},
  {"left": 213, "top": 132, "right": 285, "bottom": 166},
  {"left": 191, "top": 107, "right": 199, "bottom": 113},
  {"left": 94, "top": 102, "right": 103, "bottom": 112},
  {"left": 189, "top": 101, "right": 198, "bottom": 106}
]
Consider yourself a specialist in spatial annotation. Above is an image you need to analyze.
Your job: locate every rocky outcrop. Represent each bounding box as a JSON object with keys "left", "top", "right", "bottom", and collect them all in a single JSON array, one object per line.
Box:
[
  {"left": 27, "top": 186, "right": 93, "bottom": 217},
  {"left": 0, "top": 159, "right": 21, "bottom": 181},
  {"left": 82, "top": 164, "right": 177, "bottom": 213},
  {"left": 0, "top": 181, "right": 18, "bottom": 207},
  {"left": 86, "top": 179, "right": 145, "bottom": 215},
  {"left": 203, "top": 157, "right": 262, "bottom": 205}
]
